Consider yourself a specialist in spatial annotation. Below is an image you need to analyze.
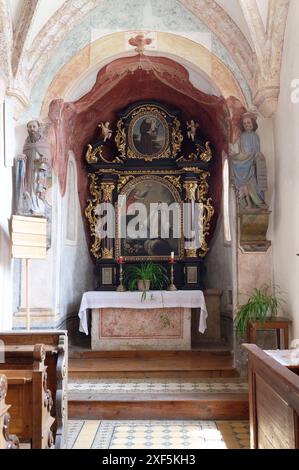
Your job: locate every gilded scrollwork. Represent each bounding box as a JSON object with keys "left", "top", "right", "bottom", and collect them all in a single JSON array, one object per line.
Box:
[
  {"left": 115, "top": 119, "right": 126, "bottom": 160},
  {"left": 85, "top": 174, "right": 102, "bottom": 259},
  {"left": 185, "top": 247, "right": 197, "bottom": 258},
  {"left": 197, "top": 171, "right": 214, "bottom": 257},
  {"left": 100, "top": 182, "right": 115, "bottom": 203},
  {"left": 177, "top": 141, "right": 212, "bottom": 163},
  {"left": 101, "top": 247, "right": 113, "bottom": 259},
  {"left": 198, "top": 198, "right": 214, "bottom": 257},
  {"left": 85, "top": 143, "right": 104, "bottom": 164},
  {"left": 172, "top": 117, "right": 183, "bottom": 158},
  {"left": 117, "top": 175, "right": 135, "bottom": 192},
  {"left": 183, "top": 181, "right": 198, "bottom": 200},
  {"left": 199, "top": 141, "right": 212, "bottom": 162},
  {"left": 164, "top": 175, "right": 181, "bottom": 191},
  {"left": 197, "top": 171, "right": 209, "bottom": 201}
]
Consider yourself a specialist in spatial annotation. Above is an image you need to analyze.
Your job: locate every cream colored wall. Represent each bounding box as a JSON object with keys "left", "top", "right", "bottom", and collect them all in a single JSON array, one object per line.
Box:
[
  {"left": 273, "top": 0, "right": 299, "bottom": 340},
  {"left": 0, "top": 77, "right": 13, "bottom": 330}
]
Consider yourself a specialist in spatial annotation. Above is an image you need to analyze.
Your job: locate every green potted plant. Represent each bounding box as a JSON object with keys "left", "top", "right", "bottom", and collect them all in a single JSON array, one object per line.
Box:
[
  {"left": 234, "top": 284, "right": 284, "bottom": 337},
  {"left": 125, "top": 262, "right": 168, "bottom": 300}
]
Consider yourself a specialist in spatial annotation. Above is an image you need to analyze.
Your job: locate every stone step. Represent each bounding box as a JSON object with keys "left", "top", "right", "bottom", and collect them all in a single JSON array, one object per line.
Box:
[
  {"left": 69, "top": 350, "right": 238, "bottom": 379},
  {"left": 69, "top": 392, "right": 248, "bottom": 420},
  {"left": 68, "top": 377, "right": 248, "bottom": 420}
]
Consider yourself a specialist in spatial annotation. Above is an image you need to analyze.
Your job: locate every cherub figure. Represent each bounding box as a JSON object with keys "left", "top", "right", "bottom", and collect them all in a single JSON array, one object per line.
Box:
[
  {"left": 186, "top": 120, "right": 199, "bottom": 142},
  {"left": 99, "top": 121, "right": 112, "bottom": 142}
]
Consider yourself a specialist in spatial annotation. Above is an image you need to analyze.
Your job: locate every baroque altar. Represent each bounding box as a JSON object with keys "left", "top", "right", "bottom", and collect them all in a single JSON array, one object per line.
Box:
[{"left": 84, "top": 101, "right": 215, "bottom": 290}]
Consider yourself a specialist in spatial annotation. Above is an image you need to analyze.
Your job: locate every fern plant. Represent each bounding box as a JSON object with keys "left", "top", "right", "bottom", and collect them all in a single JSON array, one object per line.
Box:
[{"left": 234, "top": 284, "right": 284, "bottom": 337}]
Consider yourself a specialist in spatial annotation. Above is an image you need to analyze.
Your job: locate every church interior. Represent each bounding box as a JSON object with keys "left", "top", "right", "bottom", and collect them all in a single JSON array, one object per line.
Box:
[{"left": 0, "top": 0, "right": 299, "bottom": 451}]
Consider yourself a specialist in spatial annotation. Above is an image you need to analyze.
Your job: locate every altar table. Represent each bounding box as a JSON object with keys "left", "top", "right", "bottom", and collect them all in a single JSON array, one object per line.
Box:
[{"left": 78, "top": 290, "right": 208, "bottom": 350}]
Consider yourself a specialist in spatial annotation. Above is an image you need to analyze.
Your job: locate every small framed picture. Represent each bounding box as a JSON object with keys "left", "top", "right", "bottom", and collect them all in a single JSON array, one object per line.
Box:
[
  {"left": 186, "top": 266, "right": 198, "bottom": 284},
  {"left": 102, "top": 267, "right": 113, "bottom": 285}
]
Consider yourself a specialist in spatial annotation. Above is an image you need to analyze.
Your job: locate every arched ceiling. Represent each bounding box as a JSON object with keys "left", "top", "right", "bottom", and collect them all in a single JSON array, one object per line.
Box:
[
  {"left": 3, "top": 0, "right": 290, "bottom": 118},
  {"left": 8, "top": 0, "right": 257, "bottom": 49}
]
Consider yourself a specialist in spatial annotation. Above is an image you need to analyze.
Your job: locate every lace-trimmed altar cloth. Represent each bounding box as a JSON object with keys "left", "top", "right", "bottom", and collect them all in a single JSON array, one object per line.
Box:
[{"left": 78, "top": 290, "right": 208, "bottom": 335}]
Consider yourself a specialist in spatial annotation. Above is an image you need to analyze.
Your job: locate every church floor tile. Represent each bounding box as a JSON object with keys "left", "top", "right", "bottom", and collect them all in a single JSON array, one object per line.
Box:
[
  {"left": 67, "top": 420, "right": 250, "bottom": 449},
  {"left": 68, "top": 377, "right": 248, "bottom": 396}
]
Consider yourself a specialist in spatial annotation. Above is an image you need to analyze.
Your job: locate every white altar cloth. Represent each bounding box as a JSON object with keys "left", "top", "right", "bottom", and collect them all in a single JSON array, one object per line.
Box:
[{"left": 78, "top": 290, "right": 208, "bottom": 335}]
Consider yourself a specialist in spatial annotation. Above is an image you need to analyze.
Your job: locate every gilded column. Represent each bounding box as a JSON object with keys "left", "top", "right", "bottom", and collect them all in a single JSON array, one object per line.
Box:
[
  {"left": 100, "top": 182, "right": 115, "bottom": 259},
  {"left": 183, "top": 180, "right": 198, "bottom": 258}
]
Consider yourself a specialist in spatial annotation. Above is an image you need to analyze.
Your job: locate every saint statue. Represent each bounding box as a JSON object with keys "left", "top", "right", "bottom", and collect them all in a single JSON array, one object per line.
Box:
[
  {"left": 15, "top": 120, "right": 52, "bottom": 216},
  {"left": 229, "top": 113, "right": 268, "bottom": 210}
]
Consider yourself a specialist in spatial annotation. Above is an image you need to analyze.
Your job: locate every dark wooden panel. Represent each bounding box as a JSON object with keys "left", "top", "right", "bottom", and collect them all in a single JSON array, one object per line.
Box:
[
  {"left": 256, "top": 374, "right": 295, "bottom": 449},
  {"left": 243, "top": 344, "right": 299, "bottom": 449}
]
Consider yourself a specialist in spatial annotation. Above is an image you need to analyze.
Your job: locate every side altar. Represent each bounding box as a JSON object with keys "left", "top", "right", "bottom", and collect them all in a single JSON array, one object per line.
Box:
[{"left": 79, "top": 290, "right": 208, "bottom": 350}]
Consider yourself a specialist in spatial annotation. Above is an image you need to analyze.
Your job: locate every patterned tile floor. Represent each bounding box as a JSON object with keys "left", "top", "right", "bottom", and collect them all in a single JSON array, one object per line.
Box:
[
  {"left": 67, "top": 420, "right": 250, "bottom": 449},
  {"left": 69, "top": 377, "right": 248, "bottom": 395}
]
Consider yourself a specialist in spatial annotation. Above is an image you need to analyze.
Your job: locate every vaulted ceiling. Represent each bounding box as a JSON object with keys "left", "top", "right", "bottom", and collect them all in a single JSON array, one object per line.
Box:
[{"left": 1, "top": 0, "right": 290, "bottom": 118}]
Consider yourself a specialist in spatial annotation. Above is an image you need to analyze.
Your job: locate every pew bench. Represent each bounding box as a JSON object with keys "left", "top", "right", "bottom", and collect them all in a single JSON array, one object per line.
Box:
[
  {"left": 0, "top": 374, "right": 19, "bottom": 449},
  {"left": 1, "top": 344, "right": 55, "bottom": 449},
  {"left": 0, "top": 331, "right": 68, "bottom": 448},
  {"left": 243, "top": 344, "right": 299, "bottom": 449}
]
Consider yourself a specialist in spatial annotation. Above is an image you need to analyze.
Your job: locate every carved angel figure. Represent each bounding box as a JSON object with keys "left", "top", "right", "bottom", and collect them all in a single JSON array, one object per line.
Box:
[
  {"left": 186, "top": 120, "right": 199, "bottom": 142},
  {"left": 99, "top": 121, "right": 112, "bottom": 142}
]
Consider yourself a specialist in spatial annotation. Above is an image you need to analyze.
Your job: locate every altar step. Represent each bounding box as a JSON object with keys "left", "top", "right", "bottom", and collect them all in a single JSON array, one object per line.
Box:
[
  {"left": 69, "top": 350, "right": 238, "bottom": 379},
  {"left": 68, "top": 378, "right": 248, "bottom": 420}
]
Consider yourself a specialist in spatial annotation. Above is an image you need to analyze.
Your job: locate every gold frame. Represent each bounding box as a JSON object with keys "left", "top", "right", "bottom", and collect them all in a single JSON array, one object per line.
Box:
[{"left": 115, "top": 174, "right": 184, "bottom": 261}]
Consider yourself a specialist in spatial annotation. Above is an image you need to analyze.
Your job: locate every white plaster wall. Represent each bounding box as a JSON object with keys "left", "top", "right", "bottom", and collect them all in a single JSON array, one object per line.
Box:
[
  {"left": 58, "top": 152, "right": 94, "bottom": 326},
  {"left": 0, "top": 78, "right": 13, "bottom": 330},
  {"left": 205, "top": 214, "right": 233, "bottom": 313},
  {"left": 273, "top": 0, "right": 299, "bottom": 340}
]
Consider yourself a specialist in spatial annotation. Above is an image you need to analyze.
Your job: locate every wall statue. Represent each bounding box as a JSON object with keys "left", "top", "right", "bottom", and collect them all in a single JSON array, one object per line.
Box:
[
  {"left": 229, "top": 113, "right": 268, "bottom": 211},
  {"left": 15, "top": 120, "right": 52, "bottom": 247},
  {"left": 230, "top": 113, "right": 270, "bottom": 252}
]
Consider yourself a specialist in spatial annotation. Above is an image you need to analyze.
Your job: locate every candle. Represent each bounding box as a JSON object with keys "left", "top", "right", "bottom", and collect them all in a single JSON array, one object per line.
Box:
[
  {"left": 119, "top": 256, "right": 123, "bottom": 264},
  {"left": 171, "top": 252, "right": 174, "bottom": 259}
]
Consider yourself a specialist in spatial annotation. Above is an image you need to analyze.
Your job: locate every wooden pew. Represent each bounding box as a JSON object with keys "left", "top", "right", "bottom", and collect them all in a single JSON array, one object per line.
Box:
[
  {"left": 1, "top": 344, "right": 55, "bottom": 449},
  {"left": 0, "top": 330, "right": 68, "bottom": 448},
  {"left": 0, "top": 375, "right": 19, "bottom": 449},
  {"left": 243, "top": 344, "right": 299, "bottom": 449}
]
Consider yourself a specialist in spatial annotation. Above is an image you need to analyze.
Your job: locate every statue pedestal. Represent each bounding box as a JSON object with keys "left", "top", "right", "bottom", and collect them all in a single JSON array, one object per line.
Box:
[{"left": 239, "top": 209, "right": 271, "bottom": 252}]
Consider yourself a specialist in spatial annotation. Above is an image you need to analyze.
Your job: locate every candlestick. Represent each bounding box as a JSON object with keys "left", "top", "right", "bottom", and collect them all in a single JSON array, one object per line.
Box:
[
  {"left": 167, "top": 260, "right": 177, "bottom": 291},
  {"left": 116, "top": 257, "right": 126, "bottom": 292}
]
